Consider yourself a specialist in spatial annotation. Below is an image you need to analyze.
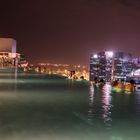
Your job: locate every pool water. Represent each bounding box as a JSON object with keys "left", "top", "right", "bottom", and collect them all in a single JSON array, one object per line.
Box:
[{"left": 0, "top": 72, "right": 139, "bottom": 140}]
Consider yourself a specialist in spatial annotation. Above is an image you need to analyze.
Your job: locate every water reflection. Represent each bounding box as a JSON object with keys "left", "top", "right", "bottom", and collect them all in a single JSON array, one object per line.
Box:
[
  {"left": 68, "top": 79, "right": 74, "bottom": 89},
  {"left": 0, "top": 72, "right": 17, "bottom": 92},
  {"left": 134, "top": 92, "right": 140, "bottom": 119},
  {"left": 14, "top": 68, "right": 18, "bottom": 91},
  {"left": 88, "top": 83, "right": 113, "bottom": 128},
  {"left": 88, "top": 82, "right": 94, "bottom": 121},
  {"left": 0, "top": 74, "right": 140, "bottom": 139},
  {"left": 101, "top": 84, "right": 113, "bottom": 128}
]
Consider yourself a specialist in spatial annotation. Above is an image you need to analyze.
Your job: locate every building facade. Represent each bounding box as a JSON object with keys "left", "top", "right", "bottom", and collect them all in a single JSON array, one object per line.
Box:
[
  {"left": 90, "top": 51, "right": 133, "bottom": 81},
  {"left": 0, "top": 38, "right": 16, "bottom": 53},
  {"left": 0, "top": 38, "right": 28, "bottom": 69}
]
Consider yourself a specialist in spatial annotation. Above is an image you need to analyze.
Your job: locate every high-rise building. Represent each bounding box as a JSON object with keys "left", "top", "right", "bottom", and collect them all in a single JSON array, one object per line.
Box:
[
  {"left": 114, "top": 52, "right": 133, "bottom": 79},
  {"left": 90, "top": 51, "right": 133, "bottom": 81}
]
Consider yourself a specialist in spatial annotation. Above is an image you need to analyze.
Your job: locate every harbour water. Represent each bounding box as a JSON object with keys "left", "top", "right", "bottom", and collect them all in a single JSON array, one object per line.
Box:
[{"left": 0, "top": 72, "right": 140, "bottom": 140}]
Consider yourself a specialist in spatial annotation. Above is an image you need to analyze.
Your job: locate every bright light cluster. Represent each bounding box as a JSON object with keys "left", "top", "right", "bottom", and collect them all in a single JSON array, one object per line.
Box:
[
  {"left": 105, "top": 51, "right": 113, "bottom": 58},
  {"left": 93, "top": 54, "right": 98, "bottom": 58}
]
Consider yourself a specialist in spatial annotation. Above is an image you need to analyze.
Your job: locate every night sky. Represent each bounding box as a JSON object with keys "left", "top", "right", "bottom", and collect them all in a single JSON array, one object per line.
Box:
[{"left": 0, "top": 0, "right": 140, "bottom": 65}]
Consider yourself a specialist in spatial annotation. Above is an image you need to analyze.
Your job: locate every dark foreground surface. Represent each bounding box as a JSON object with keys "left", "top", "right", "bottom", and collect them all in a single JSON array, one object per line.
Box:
[{"left": 0, "top": 72, "right": 139, "bottom": 140}]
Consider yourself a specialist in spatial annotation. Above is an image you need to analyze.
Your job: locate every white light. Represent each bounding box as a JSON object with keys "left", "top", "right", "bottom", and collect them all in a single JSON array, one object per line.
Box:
[
  {"left": 93, "top": 54, "right": 98, "bottom": 58},
  {"left": 133, "top": 69, "right": 140, "bottom": 76},
  {"left": 105, "top": 51, "right": 113, "bottom": 58}
]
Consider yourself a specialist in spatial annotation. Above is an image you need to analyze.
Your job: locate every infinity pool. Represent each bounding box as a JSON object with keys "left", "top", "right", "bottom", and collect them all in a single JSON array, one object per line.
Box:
[{"left": 0, "top": 72, "right": 139, "bottom": 140}]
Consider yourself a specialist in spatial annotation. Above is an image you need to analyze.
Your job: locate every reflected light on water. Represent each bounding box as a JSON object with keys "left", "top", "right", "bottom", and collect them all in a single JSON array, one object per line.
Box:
[
  {"left": 88, "top": 82, "right": 94, "bottom": 121},
  {"left": 87, "top": 83, "right": 113, "bottom": 128},
  {"left": 134, "top": 92, "right": 140, "bottom": 118},
  {"left": 89, "top": 82, "right": 94, "bottom": 105},
  {"left": 101, "top": 84, "right": 113, "bottom": 128}
]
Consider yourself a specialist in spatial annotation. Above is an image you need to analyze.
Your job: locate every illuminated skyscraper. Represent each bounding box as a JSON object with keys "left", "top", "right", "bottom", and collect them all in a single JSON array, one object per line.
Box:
[{"left": 90, "top": 51, "right": 133, "bottom": 81}]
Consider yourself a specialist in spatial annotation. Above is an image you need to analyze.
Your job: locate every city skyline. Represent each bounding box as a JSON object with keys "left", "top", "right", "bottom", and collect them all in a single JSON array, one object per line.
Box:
[{"left": 1, "top": 0, "right": 140, "bottom": 65}]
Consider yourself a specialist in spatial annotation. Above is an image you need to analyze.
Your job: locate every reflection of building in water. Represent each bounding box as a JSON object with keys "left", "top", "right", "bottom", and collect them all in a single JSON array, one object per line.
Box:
[
  {"left": 88, "top": 82, "right": 95, "bottom": 122},
  {"left": 0, "top": 38, "right": 28, "bottom": 69},
  {"left": 88, "top": 83, "right": 113, "bottom": 128},
  {"left": 101, "top": 84, "right": 112, "bottom": 128},
  {"left": 134, "top": 93, "right": 140, "bottom": 118}
]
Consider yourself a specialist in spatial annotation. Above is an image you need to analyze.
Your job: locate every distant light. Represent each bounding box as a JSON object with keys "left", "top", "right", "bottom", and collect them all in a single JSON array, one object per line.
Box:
[
  {"left": 133, "top": 69, "right": 140, "bottom": 76},
  {"left": 105, "top": 51, "right": 113, "bottom": 58},
  {"left": 131, "top": 71, "right": 134, "bottom": 76},
  {"left": 93, "top": 54, "right": 98, "bottom": 58}
]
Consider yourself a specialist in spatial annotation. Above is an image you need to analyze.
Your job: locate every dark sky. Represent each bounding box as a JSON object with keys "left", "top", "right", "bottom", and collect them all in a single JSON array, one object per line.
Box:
[{"left": 0, "top": 0, "right": 140, "bottom": 65}]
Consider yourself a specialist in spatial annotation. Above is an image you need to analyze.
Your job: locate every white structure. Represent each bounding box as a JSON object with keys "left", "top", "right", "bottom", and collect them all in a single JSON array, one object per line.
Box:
[
  {"left": 0, "top": 38, "right": 16, "bottom": 53},
  {"left": 0, "top": 38, "right": 28, "bottom": 71},
  {"left": 0, "top": 38, "right": 18, "bottom": 68}
]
